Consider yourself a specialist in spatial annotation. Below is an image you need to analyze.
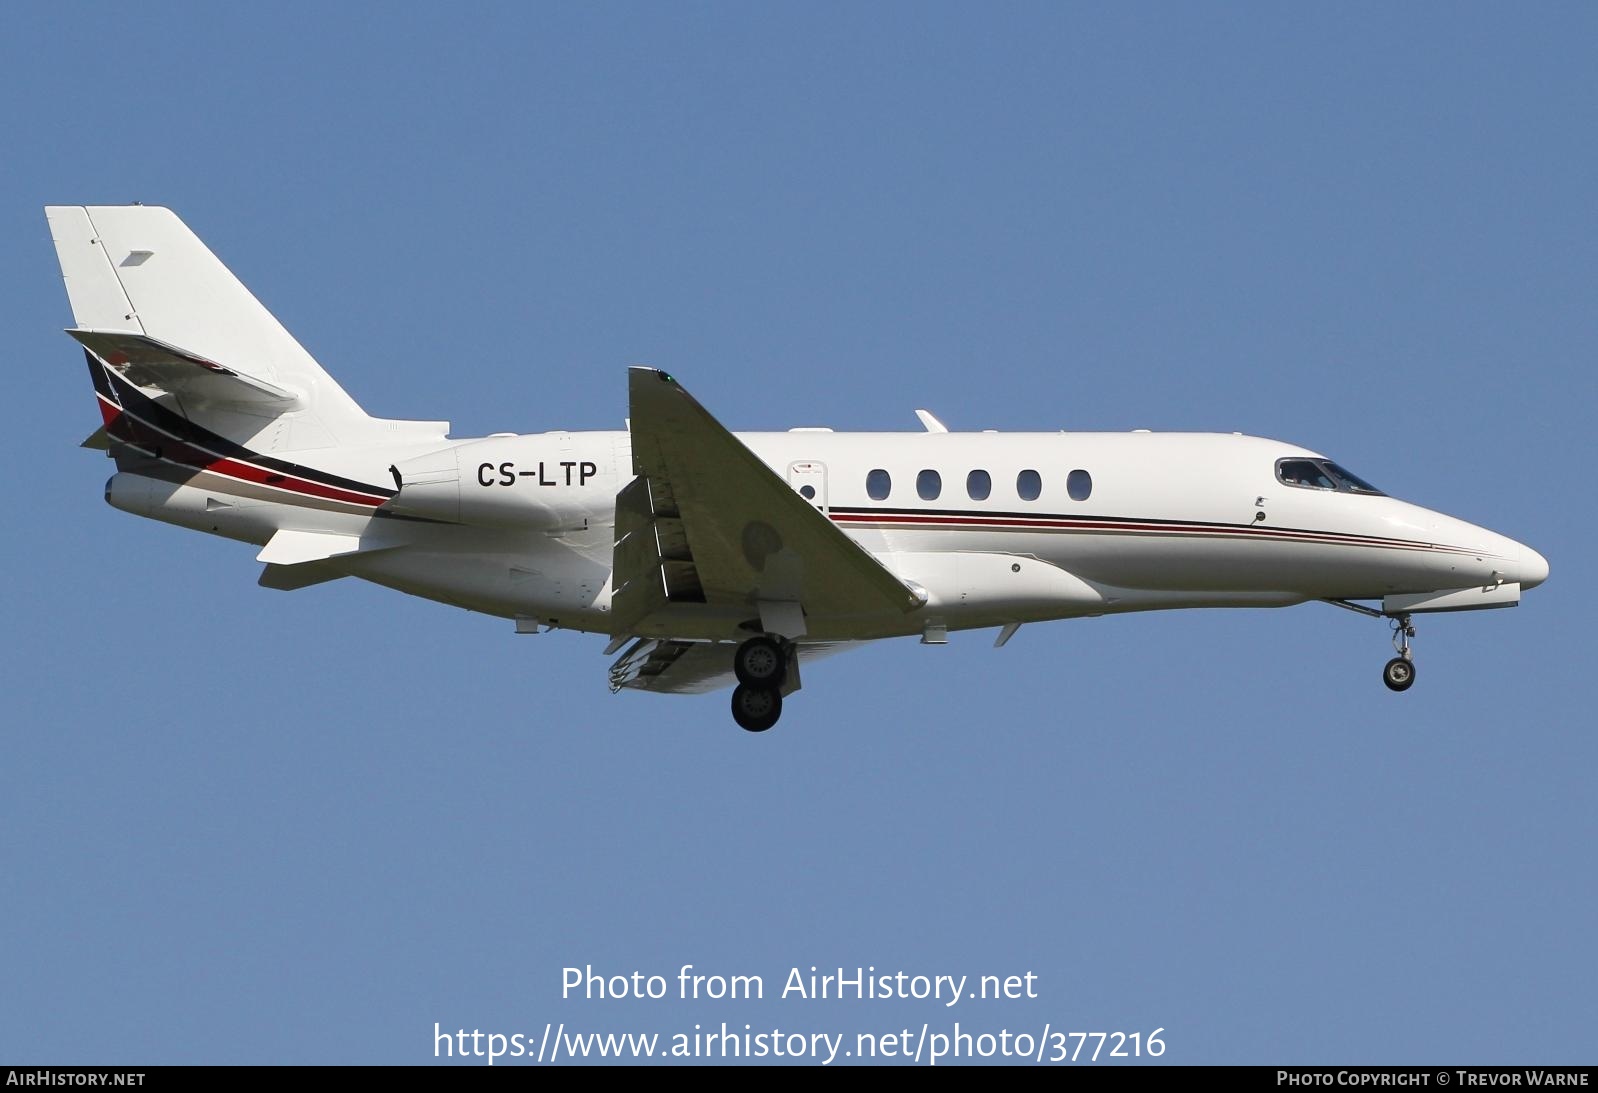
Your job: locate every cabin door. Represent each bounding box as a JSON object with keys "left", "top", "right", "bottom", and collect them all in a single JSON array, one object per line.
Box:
[{"left": 787, "top": 461, "right": 828, "bottom": 515}]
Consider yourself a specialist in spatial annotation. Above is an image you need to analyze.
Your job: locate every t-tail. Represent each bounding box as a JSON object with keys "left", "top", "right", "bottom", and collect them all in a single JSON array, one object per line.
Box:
[{"left": 47, "top": 205, "right": 447, "bottom": 523}]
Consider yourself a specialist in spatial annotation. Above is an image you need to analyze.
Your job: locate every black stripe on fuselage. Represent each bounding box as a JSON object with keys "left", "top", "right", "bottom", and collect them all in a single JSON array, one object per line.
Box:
[
  {"left": 93, "top": 359, "right": 395, "bottom": 499},
  {"left": 827, "top": 505, "right": 1483, "bottom": 556}
]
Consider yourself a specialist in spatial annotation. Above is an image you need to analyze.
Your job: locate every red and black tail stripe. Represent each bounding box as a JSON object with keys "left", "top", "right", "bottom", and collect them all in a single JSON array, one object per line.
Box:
[
  {"left": 88, "top": 353, "right": 395, "bottom": 509},
  {"left": 84, "top": 348, "right": 118, "bottom": 402},
  {"left": 829, "top": 506, "right": 1501, "bottom": 559}
]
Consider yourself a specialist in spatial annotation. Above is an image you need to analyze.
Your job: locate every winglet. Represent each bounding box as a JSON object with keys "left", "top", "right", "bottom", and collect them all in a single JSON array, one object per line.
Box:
[{"left": 915, "top": 409, "right": 949, "bottom": 433}]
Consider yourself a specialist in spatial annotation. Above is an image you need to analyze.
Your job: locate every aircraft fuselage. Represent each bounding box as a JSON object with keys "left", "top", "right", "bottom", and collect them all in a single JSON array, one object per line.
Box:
[{"left": 104, "top": 426, "right": 1547, "bottom": 642}]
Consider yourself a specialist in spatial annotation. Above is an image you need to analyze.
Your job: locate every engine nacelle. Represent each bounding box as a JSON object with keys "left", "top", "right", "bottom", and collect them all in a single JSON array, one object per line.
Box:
[{"left": 385, "top": 437, "right": 601, "bottom": 529}]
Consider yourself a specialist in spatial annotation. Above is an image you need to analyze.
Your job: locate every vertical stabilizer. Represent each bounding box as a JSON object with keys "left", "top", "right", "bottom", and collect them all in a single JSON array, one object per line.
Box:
[
  {"left": 47, "top": 205, "right": 446, "bottom": 451},
  {"left": 45, "top": 206, "right": 142, "bottom": 334}
]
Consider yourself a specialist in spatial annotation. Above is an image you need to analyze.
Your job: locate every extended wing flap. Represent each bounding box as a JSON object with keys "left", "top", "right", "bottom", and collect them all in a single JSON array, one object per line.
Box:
[
  {"left": 68, "top": 328, "right": 301, "bottom": 407},
  {"left": 610, "top": 475, "right": 670, "bottom": 634},
  {"left": 609, "top": 637, "right": 853, "bottom": 695},
  {"left": 608, "top": 639, "right": 735, "bottom": 694},
  {"left": 621, "top": 368, "right": 921, "bottom": 630}
]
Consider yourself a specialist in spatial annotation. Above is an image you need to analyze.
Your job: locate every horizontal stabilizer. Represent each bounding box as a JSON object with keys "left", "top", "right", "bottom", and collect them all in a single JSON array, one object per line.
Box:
[
  {"left": 69, "top": 328, "right": 300, "bottom": 406},
  {"left": 80, "top": 426, "right": 110, "bottom": 451}
]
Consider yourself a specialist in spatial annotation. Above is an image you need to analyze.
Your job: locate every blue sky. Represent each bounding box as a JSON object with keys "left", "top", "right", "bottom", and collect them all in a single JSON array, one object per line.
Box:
[{"left": 2, "top": 2, "right": 1593, "bottom": 1065}]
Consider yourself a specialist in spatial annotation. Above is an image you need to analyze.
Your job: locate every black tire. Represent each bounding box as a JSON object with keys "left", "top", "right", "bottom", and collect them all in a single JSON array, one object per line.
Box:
[
  {"left": 734, "top": 636, "right": 787, "bottom": 688},
  {"left": 731, "top": 684, "right": 782, "bottom": 733},
  {"left": 1382, "top": 657, "right": 1416, "bottom": 692}
]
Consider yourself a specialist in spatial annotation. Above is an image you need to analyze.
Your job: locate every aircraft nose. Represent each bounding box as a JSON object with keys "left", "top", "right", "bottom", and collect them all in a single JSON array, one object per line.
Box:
[
  {"left": 1519, "top": 544, "right": 1549, "bottom": 590},
  {"left": 1421, "top": 509, "right": 1547, "bottom": 592}
]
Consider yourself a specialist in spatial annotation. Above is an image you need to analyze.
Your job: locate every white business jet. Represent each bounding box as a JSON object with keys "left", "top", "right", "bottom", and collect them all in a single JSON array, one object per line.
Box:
[{"left": 48, "top": 206, "right": 1548, "bottom": 732}]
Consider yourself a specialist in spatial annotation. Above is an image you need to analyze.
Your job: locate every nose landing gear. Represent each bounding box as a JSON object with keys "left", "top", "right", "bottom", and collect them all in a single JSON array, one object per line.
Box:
[
  {"left": 1382, "top": 614, "right": 1416, "bottom": 693},
  {"left": 1324, "top": 600, "right": 1419, "bottom": 693}
]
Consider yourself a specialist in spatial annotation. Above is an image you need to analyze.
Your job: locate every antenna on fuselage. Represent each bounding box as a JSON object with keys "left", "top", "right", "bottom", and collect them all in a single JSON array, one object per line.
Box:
[{"left": 914, "top": 409, "right": 948, "bottom": 433}]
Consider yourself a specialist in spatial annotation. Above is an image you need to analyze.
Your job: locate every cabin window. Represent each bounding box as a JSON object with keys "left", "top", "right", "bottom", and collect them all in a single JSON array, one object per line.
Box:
[
  {"left": 1067, "top": 469, "right": 1092, "bottom": 501},
  {"left": 866, "top": 469, "right": 891, "bottom": 500},
  {"left": 1017, "top": 469, "right": 1042, "bottom": 501},
  {"left": 917, "top": 469, "right": 942, "bottom": 500},
  {"left": 966, "top": 469, "right": 991, "bottom": 501}
]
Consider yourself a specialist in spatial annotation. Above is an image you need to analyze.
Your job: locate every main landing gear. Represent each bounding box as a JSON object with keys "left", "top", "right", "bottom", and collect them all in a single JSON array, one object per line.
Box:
[
  {"left": 1324, "top": 601, "right": 1419, "bottom": 693},
  {"left": 731, "top": 636, "right": 789, "bottom": 733},
  {"left": 731, "top": 683, "right": 782, "bottom": 733}
]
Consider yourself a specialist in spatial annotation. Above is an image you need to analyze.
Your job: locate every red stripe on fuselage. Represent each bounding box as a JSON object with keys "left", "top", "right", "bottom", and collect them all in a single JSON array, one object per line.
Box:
[
  {"left": 829, "top": 509, "right": 1481, "bottom": 557},
  {"left": 95, "top": 392, "right": 389, "bottom": 508},
  {"left": 197, "top": 454, "right": 389, "bottom": 507}
]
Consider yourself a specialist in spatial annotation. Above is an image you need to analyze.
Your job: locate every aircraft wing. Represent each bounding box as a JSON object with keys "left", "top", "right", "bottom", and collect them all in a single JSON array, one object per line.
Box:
[
  {"left": 612, "top": 367, "right": 923, "bottom": 638},
  {"left": 609, "top": 637, "right": 853, "bottom": 695},
  {"left": 68, "top": 328, "right": 300, "bottom": 407}
]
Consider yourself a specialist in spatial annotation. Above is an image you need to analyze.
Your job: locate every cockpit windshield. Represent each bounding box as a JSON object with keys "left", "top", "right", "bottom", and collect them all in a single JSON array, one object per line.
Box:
[
  {"left": 1276, "top": 458, "right": 1386, "bottom": 496},
  {"left": 1322, "top": 462, "right": 1384, "bottom": 495}
]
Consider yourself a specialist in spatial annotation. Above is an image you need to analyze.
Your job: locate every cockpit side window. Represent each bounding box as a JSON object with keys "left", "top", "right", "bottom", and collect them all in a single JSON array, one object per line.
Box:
[
  {"left": 1276, "top": 457, "right": 1386, "bottom": 496},
  {"left": 1278, "top": 459, "right": 1337, "bottom": 490}
]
